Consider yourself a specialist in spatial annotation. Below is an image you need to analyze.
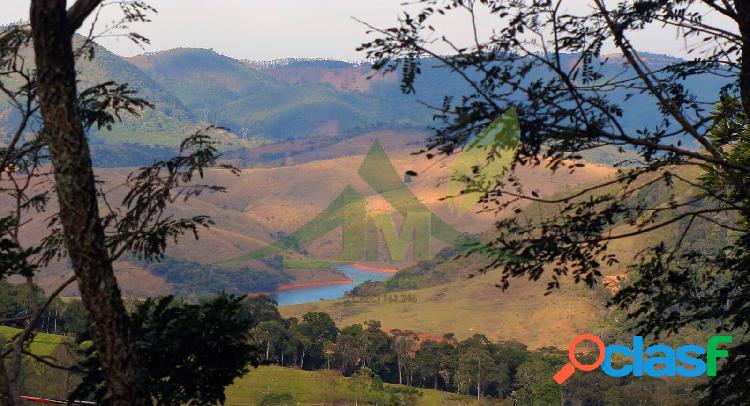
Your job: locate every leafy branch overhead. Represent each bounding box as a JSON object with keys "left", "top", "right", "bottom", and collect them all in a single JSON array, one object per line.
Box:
[
  {"left": 360, "top": 1, "right": 750, "bottom": 404},
  {"left": 359, "top": 0, "right": 748, "bottom": 286},
  {"left": 102, "top": 126, "right": 239, "bottom": 263}
]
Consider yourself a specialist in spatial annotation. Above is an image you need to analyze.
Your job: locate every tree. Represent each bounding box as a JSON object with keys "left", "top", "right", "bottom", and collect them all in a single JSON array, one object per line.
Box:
[
  {"left": 349, "top": 366, "right": 374, "bottom": 406},
  {"left": 383, "top": 386, "right": 422, "bottom": 406},
  {"left": 336, "top": 330, "right": 365, "bottom": 376},
  {"left": 391, "top": 330, "right": 417, "bottom": 386},
  {"left": 300, "top": 312, "right": 338, "bottom": 343},
  {"left": 60, "top": 300, "right": 88, "bottom": 337},
  {"left": 295, "top": 312, "right": 338, "bottom": 370},
  {"left": 413, "top": 340, "right": 441, "bottom": 389},
  {"left": 491, "top": 341, "right": 528, "bottom": 399},
  {"left": 292, "top": 329, "right": 313, "bottom": 370},
  {"left": 241, "top": 295, "right": 283, "bottom": 327},
  {"left": 359, "top": 1, "right": 750, "bottom": 402},
  {"left": 72, "top": 294, "right": 260, "bottom": 405},
  {"left": 515, "top": 356, "right": 560, "bottom": 406},
  {"left": 454, "top": 334, "right": 506, "bottom": 399},
  {"left": 30, "top": 1, "right": 146, "bottom": 402},
  {"left": 323, "top": 340, "right": 336, "bottom": 370},
  {"left": 255, "top": 320, "right": 287, "bottom": 363},
  {"left": 1, "top": 1, "right": 251, "bottom": 404},
  {"left": 360, "top": 320, "right": 393, "bottom": 374}
]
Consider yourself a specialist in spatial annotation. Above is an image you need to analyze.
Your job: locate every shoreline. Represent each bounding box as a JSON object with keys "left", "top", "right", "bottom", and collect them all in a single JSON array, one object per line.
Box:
[
  {"left": 247, "top": 279, "right": 355, "bottom": 296},
  {"left": 274, "top": 278, "right": 355, "bottom": 292},
  {"left": 351, "top": 263, "right": 399, "bottom": 274},
  {"left": 247, "top": 264, "right": 397, "bottom": 297}
]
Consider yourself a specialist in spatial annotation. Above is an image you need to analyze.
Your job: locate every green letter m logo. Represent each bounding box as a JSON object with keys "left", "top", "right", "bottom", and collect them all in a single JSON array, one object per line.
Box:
[{"left": 366, "top": 211, "right": 431, "bottom": 261}]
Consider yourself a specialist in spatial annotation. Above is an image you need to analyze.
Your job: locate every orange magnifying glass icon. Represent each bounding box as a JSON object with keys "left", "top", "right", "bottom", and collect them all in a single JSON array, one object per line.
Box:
[{"left": 553, "top": 334, "right": 605, "bottom": 384}]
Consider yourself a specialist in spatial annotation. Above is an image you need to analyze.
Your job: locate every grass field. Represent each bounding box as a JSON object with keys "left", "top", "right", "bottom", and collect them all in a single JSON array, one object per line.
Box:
[
  {"left": 0, "top": 326, "right": 66, "bottom": 357},
  {"left": 225, "top": 365, "right": 476, "bottom": 406}
]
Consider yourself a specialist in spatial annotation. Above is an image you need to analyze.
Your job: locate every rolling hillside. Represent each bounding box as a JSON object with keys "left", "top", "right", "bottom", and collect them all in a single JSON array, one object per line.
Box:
[
  {"left": 5, "top": 129, "right": 615, "bottom": 300},
  {"left": 166, "top": 155, "right": 704, "bottom": 337},
  {"left": 127, "top": 48, "right": 280, "bottom": 119},
  {"left": 0, "top": 37, "right": 197, "bottom": 147},
  {"left": 76, "top": 42, "right": 195, "bottom": 146},
  {"left": 129, "top": 49, "right": 434, "bottom": 141},
  {"left": 280, "top": 163, "right": 719, "bottom": 349}
]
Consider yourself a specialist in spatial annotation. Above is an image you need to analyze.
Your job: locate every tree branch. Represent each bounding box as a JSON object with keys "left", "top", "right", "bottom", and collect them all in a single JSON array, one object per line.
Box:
[{"left": 66, "top": 0, "right": 103, "bottom": 34}]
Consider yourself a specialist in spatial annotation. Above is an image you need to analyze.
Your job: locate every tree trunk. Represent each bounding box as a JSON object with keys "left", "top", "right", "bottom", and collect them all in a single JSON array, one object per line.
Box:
[
  {"left": 397, "top": 355, "right": 403, "bottom": 385},
  {"left": 0, "top": 359, "right": 18, "bottom": 406},
  {"left": 736, "top": 1, "right": 750, "bottom": 116},
  {"left": 29, "top": 1, "right": 146, "bottom": 404}
]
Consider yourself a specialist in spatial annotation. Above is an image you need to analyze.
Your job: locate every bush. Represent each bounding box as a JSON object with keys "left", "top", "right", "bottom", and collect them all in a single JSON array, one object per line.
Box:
[
  {"left": 384, "top": 386, "right": 422, "bottom": 406},
  {"left": 260, "top": 392, "right": 295, "bottom": 406}
]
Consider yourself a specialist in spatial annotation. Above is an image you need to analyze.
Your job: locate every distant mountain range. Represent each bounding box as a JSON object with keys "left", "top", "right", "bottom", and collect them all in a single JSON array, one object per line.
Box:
[
  {"left": 0, "top": 43, "right": 732, "bottom": 167},
  {"left": 126, "top": 48, "right": 435, "bottom": 142}
]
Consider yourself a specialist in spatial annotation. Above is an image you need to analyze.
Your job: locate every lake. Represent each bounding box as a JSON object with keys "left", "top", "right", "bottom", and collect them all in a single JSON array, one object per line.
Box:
[{"left": 275, "top": 265, "right": 393, "bottom": 306}]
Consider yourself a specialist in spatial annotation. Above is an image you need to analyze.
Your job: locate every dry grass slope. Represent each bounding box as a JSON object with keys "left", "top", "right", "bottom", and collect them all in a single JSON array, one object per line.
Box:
[{"left": 281, "top": 268, "right": 604, "bottom": 349}]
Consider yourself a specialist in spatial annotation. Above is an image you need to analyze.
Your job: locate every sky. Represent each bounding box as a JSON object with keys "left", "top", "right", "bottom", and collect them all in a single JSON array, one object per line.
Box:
[{"left": 1, "top": 0, "right": 734, "bottom": 61}]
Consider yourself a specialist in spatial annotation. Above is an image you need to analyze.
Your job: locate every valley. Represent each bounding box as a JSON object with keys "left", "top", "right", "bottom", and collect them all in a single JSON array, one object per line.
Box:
[{"left": 0, "top": 13, "right": 736, "bottom": 403}]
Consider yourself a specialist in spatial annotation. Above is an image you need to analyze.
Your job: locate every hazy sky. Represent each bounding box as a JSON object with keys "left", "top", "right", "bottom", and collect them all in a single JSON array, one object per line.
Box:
[{"left": 1, "top": 1, "right": 732, "bottom": 61}]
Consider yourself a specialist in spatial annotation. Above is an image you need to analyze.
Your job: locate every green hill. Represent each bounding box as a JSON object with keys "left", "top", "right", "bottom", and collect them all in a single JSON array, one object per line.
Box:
[
  {"left": 225, "top": 365, "right": 476, "bottom": 406},
  {"left": 0, "top": 326, "right": 66, "bottom": 357},
  {"left": 77, "top": 42, "right": 194, "bottom": 145},
  {"left": 128, "top": 48, "right": 280, "bottom": 117},
  {"left": 0, "top": 38, "right": 197, "bottom": 149},
  {"left": 129, "top": 48, "right": 432, "bottom": 140}
]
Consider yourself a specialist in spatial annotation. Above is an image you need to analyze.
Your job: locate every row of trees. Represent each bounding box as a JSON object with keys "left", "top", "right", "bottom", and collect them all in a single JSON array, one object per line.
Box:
[
  {"left": 0, "top": 281, "right": 88, "bottom": 337},
  {"left": 245, "top": 296, "right": 698, "bottom": 405},
  {"left": 0, "top": 286, "right": 702, "bottom": 405}
]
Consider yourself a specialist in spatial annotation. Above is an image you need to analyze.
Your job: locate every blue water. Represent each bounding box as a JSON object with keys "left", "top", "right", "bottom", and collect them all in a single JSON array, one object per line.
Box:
[{"left": 275, "top": 265, "right": 393, "bottom": 306}]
